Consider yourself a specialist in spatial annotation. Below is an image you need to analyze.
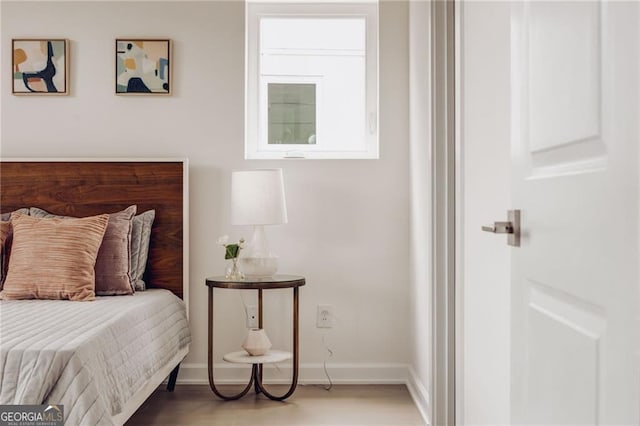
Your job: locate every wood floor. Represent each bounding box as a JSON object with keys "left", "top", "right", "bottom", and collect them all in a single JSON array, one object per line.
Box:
[{"left": 126, "top": 384, "right": 426, "bottom": 425}]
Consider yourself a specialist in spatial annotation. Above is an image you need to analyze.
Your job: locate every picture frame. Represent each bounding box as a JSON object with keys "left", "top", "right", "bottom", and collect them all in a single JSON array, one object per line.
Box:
[
  {"left": 116, "top": 39, "right": 171, "bottom": 95},
  {"left": 12, "top": 39, "right": 69, "bottom": 95}
]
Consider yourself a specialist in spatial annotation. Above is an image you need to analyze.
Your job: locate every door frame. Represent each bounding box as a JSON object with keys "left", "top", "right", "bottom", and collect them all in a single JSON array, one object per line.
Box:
[{"left": 430, "top": 0, "right": 457, "bottom": 425}]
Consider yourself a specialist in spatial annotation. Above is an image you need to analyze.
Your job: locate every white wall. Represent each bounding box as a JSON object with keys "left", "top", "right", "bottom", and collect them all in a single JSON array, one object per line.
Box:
[
  {"left": 459, "top": 2, "right": 511, "bottom": 424},
  {"left": 1, "top": 0, "right": 411, "bottom": 384},
  {"left": 407, "top": 0, "right": 432, "bottom": 423}
]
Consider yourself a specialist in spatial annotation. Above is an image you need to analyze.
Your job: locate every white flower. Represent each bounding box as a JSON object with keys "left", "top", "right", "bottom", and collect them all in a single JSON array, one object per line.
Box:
[{"left": 217, "top": 235, "right": 229, "bottom": 246}]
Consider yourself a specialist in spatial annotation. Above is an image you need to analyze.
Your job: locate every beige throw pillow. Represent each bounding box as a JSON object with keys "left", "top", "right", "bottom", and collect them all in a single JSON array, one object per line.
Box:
[
  {"left": 30, "top": 206, "right": 137, "bottom": 295},
  {"left": 0, "top": 213, "right": 109, "bottom": 301}
]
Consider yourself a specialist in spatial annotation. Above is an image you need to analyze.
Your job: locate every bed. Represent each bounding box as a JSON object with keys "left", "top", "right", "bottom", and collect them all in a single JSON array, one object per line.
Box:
[{"left": 0, "top": 160, "right": 191, "bottom": 425}]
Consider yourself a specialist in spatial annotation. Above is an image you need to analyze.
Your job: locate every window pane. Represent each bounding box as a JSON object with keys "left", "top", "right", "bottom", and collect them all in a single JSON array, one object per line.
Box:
[
  {"left": 268, "top": 83, "right": 316, "bottom": 145},
  {"left": 261, "top": 18, "right": 365, "bottom": 52}
]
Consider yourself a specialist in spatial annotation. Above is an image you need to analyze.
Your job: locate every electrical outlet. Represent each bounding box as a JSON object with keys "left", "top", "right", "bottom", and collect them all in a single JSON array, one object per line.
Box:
[
  {"left": 246, "top": 305, "right": 258, "bottom": 328},
  {"left": 316, "top": 304, "right": 333, "bottom": 328}
]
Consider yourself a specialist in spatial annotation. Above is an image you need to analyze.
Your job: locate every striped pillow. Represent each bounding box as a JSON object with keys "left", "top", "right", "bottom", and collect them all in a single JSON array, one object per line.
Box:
[
  {"left": 0, "top": 213, "right": 109, "bottom": 301},
  {"left": 30, "top": 206, "right": 137, "bottom": 295}
]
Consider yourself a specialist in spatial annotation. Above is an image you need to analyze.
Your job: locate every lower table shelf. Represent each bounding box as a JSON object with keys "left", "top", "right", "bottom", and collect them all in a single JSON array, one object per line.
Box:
[{"left": 223, "top": 350, "right": 292, "bottom": 364}]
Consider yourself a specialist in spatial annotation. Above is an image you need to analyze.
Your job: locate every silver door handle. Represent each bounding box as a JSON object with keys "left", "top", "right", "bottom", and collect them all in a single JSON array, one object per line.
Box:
[
  {"left": 481, "top": 210, "right": 520, "bottom": 247},
  {"left": 481, "top": 222, "right": 513, "bottom": 234}
]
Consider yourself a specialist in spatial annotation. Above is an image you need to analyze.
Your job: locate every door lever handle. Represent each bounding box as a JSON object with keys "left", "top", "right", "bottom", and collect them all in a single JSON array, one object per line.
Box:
[
  {"left": 481, "top": 222, "right": 513, "bottom": 234},
  {"left": 481, "top": 210, "right": 520, "bottom": 247}
]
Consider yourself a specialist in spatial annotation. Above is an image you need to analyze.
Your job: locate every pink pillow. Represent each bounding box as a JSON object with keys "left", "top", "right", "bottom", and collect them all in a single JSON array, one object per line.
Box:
[
  {"left": 0, "top": 213, "right": 109, "bottom": 301},
  {"left": 29, "top": 206, "right": 137, "bottom": 295}
]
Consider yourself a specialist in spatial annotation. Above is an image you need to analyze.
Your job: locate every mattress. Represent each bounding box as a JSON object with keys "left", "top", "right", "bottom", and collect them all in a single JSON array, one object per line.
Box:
[{"left": 0, "top": 289, "right": 191, "bottom": 425}]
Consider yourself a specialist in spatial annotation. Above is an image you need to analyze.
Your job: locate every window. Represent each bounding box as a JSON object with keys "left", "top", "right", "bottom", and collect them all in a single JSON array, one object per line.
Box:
[
  {"left": 246, "top": 2, "right": 379, "bottom": 159},
  {"left": 263, "top": 77, "right": 320, "bottom": 146}
]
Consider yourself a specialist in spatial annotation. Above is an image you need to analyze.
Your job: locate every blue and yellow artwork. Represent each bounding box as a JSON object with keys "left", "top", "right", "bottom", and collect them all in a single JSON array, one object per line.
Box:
[
  {"left": 116, "top": 39, "right": 170, "bottom": 95},
  {"left": 12, "top": 39, "right": 68, "bottom": 95}
]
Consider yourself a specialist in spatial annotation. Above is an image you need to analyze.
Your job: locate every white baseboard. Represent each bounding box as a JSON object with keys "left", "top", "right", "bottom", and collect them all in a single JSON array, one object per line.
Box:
[
  {"left": 406, "top": 366, "right": 432, "bottom": 426},
  {"left": 178, "top": 362, "right": 409, "bottom": 385}
]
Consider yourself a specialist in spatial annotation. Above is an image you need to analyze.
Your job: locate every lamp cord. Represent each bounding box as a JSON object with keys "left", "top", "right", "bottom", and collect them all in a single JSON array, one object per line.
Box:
[
  {"left": 321, "top": 334, "right": 333, "bottom": 391},
  {"left": 239, "top": 292, "right": 249, "bottom": 318}
]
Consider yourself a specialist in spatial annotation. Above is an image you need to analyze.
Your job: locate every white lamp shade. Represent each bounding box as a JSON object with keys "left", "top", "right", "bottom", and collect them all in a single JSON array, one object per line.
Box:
[{"left": 231, "top": 169, "right": 288, "bottom": 226}]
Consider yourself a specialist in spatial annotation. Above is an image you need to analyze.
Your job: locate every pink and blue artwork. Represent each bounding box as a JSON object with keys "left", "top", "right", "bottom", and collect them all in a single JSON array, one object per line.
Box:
[
  {"left": 116, "top": 39, "right": 171, "bottom": 95},
  {"left": 12, "top": 39, "right": 68, "bottom": 95}
]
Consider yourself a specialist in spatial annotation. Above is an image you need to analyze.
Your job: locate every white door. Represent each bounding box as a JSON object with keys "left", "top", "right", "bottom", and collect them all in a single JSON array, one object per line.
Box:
[
  {"left": 459, "top": 2, "right": 512, "bottom": 424},
  {"left": 509, "top": 1, "right": 639, "bottom": 425}
]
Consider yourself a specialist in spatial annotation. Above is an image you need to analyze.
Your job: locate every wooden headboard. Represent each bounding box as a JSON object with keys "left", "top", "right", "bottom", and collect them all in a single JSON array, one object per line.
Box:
[{"left": 0, "top": 160, "right": 187, "bottom": 300}]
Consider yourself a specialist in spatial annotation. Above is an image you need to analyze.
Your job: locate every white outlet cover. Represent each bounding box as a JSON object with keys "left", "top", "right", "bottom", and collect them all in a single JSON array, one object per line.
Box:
[
  {"left": 316, "top": 304, "right": 333, "bottom": 328},
  {"left": 246, "top": 305, "right": 258, "bottom": 328}
]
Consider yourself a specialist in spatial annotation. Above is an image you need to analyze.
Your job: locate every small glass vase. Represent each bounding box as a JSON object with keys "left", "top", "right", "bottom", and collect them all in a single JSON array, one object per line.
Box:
[{"left": 225, "top": 257, "right": 244, "bottom": 281}]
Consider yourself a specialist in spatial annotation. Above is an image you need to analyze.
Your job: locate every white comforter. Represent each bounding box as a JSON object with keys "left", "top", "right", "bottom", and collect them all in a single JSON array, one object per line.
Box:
[{"left": 0, "top": 289, "right": 191, "bottom": 425}]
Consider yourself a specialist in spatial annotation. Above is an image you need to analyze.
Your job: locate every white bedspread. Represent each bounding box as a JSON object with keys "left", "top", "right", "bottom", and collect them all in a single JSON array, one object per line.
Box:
[{"left": 0, "top": 289, "right": 191, "bottom": 425}]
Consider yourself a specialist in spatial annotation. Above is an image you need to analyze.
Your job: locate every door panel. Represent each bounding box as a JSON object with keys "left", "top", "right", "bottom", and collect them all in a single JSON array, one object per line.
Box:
[
  {"left": 511, "top": 1, "right": 638, "bottom": 424},
  {"left": 526, "top": 283, "right": 605, "bottom": 425},
  {"left": 516, "top": 1, "right": 607, "bottom": 178},
  {"left": 529, "top": 2, "right": 601, "bottom": 155}
]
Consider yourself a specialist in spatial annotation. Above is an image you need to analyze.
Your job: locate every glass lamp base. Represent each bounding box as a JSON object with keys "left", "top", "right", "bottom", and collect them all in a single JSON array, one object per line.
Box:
[{"left": 239, "top": 256, "right": 278, "bottom": 278}]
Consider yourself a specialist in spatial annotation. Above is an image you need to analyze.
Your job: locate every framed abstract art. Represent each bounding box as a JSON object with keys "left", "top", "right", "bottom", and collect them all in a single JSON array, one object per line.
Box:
[
  {"left": 116, "top": 39, "right": 171, "bottom": 95},
  {"left": 12, "top": 39, "right": 69, "bottom": 95}
]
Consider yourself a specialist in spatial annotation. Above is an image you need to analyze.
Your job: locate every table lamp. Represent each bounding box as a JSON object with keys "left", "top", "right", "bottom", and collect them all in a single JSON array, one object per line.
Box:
[{"left": 231, "top": 169, "right": 288, "bottom": 278}]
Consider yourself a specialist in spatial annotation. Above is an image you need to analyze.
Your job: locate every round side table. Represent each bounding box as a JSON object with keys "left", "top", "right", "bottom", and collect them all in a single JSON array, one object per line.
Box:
[{"left": 205, "top": 275, "right": 305, "bottom": 401}]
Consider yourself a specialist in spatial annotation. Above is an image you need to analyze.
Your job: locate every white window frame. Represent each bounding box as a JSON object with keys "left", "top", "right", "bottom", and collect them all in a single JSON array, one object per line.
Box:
[{"left": 245, "top": 2, "right": 379, "bottom": 159}]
